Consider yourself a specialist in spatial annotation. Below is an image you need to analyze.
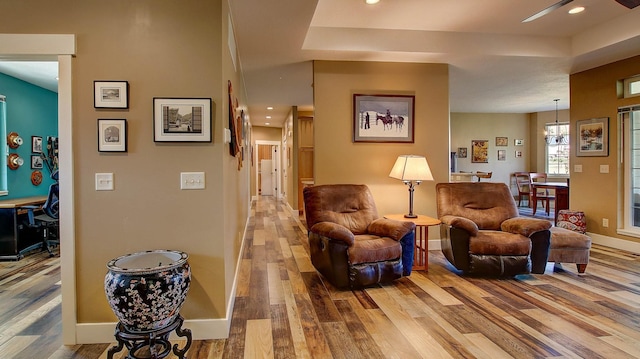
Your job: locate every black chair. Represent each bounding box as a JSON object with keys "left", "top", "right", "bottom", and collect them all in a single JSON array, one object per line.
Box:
[{"left": 20, "top": 170, "right": 59, "bottom": 257}]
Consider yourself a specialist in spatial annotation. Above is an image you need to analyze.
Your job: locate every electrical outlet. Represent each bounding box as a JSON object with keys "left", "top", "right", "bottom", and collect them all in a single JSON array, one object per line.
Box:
[
  {"left": 574, "top": 164, "right": 582, "bottom": 173},
  {"left": 602, "top": 218, "right": 609, "bottom": 228},
  {"left": 180, "top": 172, "right": 205, "bottom": 190},
  {"left": 600, "top": 165, "right": 609, "bottom": 173}
]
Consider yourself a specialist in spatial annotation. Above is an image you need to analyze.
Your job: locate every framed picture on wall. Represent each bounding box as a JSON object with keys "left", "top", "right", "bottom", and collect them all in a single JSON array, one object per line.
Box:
[
  {"left": 471, "top": 140, "right": 488, "bottom": 163},
  {"left": 496, "top": 137, "right": 508, "bottom": 146},
  {"left": 153, "top": 97, "right": 212, "bottom": 142},
  {"left": 352, "top": 94, "right": 415, "bottom": 143},
  {"left": 98, "top": 119, "right": 127, "bottom": 152},
  {"left": 497, "top": 150, "right": 506, "bottom": 161},
  {"left": 458, "top": 147, "right": 467, "bottom": 158},
  {"left": 94, "top": 81, "right": 129, "bottom": 109},
  {"left": 31, "top": 155, "right": 44, "bottom": 169},
  {"left": 515, "top": 150, "right": 523, "bottom": 158},
  {"left": 577, "top": 117, "right": 609, "bottom": 157},
  {"left": 31, "top": 136, "right": 43, "bottom": 153},
  {"left": 514, "top": 139, "right": 524, "bottom": 146}
]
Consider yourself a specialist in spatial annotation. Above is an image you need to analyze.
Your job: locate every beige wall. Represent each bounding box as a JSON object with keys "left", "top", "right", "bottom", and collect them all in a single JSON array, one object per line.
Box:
[
  {"left": 0, "top": 0, "right": 250, "bottom": 337},
  {"left": 451, "top": 113, "right": 530, "bottom": 190},
  {"left": 313, "top": 61, "right": 449, "bottom": 221},
  {"left": 571, "top": 54, "right": 640, "bottom": 243}
]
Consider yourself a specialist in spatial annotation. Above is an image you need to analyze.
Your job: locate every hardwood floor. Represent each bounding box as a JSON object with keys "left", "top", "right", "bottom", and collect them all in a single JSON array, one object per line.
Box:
[{"left": 2, "top": 196, "right": 640, "bottom": 358}]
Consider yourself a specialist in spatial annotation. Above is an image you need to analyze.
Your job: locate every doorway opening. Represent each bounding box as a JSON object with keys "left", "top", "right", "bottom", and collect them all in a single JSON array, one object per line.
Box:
[{"left": 255, "top": 140, "right": 281, "bottom": 198}]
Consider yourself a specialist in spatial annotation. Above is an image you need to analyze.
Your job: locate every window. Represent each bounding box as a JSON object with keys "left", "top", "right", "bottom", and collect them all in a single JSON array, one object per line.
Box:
[
  {"left": 621, "top": 106, "right": 640, "bottom": 236},
  {"left": 545, "top": 122, "right": 570, "bottom": 175},
  {"left": 623, "top": 76, "right": 640, "bottom": 98}
]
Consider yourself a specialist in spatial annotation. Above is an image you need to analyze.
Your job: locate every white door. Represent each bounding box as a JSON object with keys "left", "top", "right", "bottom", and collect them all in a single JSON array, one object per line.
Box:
[
  {"left": 261, "top": 159, "right": 273, "bottom": 196},
  {"left": 271, "top": 146, "right": 278, "bottom": 197}
]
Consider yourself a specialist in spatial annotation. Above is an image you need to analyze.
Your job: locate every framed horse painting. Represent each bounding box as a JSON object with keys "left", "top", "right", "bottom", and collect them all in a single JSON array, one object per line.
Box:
[{"left": 353, "top": 94, "right": 415, "bottom": 143}]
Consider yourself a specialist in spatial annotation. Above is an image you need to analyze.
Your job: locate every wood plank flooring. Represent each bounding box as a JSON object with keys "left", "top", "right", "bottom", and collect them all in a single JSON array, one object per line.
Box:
[{"left": 2, "top": 196, "right": 640, "bottom": 358}]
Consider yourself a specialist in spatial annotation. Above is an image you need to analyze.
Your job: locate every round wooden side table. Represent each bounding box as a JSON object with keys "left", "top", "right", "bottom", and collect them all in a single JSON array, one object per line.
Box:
[{"left": 384, "top": 214, "right": 441, "bottom": 271}]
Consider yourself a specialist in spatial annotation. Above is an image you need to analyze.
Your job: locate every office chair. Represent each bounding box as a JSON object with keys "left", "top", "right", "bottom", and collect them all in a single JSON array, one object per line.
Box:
[{"left": 21, "top": 170, "right": 59, "bottom": 257}]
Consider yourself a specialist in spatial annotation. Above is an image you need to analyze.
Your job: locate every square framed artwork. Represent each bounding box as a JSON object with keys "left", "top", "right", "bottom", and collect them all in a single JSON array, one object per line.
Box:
[
  {"left": 471, "top": 140, "right": 489, "bottom": 163},
  {"left": 31, "top": 155, "right": 44, "bottom": 169},
  {"left": 352, "top": 94, "right": 415, "bottom": 143},
  {"left": 94, "top": 81, "right": 129, "bottom": 109},
  {"left": 496, "top": 137, "right": 508, "bottom": 146},
  {"left": 31, "top": 136, "right": 43, "bottom": 153},
  {"left": 497, "top": 150, "right": 506, "bottom": 161},
  {"left": 457, "top": 147, "right": 468, "bottom": 158},
  {"left": 153, "top": 97, "right": 212, "bottom": 142},
  {"left": 577, "top": 117, "right": 609, "bottom": 157},
  {"left": 515, "top": 150, "right": 523, "bottom": 158},
  {"left": 98, "top": 119, "right": 127, "bottom": 152}
]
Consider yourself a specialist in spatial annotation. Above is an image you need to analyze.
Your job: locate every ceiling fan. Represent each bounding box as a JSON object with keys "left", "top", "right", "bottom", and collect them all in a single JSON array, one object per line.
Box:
[{"left": 523, "top": 0, "right": 640, "bottom": 23}]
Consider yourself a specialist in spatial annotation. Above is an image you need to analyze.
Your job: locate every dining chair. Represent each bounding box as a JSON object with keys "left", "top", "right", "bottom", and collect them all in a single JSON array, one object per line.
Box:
[
  {"left": 530, "top": 172, "right": 554, "bottom": 215},
  {"left": 514, "top": 172, "right": 531, "bottom": 207}
]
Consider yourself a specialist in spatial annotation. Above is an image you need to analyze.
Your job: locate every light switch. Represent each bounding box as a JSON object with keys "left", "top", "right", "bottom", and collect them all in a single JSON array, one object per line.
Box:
[
  {"left": 181, "top": 172, "right": 205, "bottom": 190},
  {"left": 96, "top": 173, "right": 114, "bottom": 191},
  {"left": 574, "top": 164, "right": 582, "bottom": 173},
  {"left": 600, "top": 165, "right": 609, "bottom": 173}
]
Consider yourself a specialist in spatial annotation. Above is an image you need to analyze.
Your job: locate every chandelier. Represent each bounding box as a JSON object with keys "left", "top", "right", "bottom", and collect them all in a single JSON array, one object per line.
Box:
[{"left": 545, "top": 99, "right": 568, "bottom": 145}]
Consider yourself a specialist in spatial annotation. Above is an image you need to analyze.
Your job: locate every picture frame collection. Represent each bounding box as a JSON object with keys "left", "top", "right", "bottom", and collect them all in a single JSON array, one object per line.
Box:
[{"left": 94, "top": 80, "right": 214, "bottom": 152}]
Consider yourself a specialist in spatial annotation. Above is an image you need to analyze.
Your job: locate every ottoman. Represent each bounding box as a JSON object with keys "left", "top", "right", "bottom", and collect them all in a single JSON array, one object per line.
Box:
[{"left": 548, "top": 226, "right": 591, "bottom": 273}]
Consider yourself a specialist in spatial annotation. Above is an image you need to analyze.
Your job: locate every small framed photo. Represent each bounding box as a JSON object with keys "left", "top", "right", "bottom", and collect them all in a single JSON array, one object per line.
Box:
[
  {"left": 31, "top": 155, "right": 44, "bottom": 169},
  {"left": 497, "top": 150, "right": 506, "bottom": 161},
  {"left": 457, "top": 147, "right": 468, "bottom": 158},
  {"left": 94, "top": 81, "right": 129, "bottom": 109},
  {"left": 496, "top": 137, "right": 508, "bottom": 146},
  {"left": 577, "top": 117, "right": 609, "bottom": 157},
  {"left": 353, "top": 94, "right": 415, "bottom": 143},
  {"left": 515, "top": 150, "right": 523, "bottom": 158},
  {"left": 153, "top": 97, "right": 212, "bottom": 142},
  {"left": 31, "top": 136, "right": 43, "bottom": 153},
  {"left": 514, "top": 139, "right": 524, "bottom": 146},
  {"left": 98, "top": 119, "right": 127, "bottom": 152}
]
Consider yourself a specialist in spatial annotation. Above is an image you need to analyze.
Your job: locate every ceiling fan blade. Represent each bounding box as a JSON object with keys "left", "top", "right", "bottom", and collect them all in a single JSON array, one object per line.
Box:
[{"left": 522, "top": 0, "right": 574, "bottom": 22}]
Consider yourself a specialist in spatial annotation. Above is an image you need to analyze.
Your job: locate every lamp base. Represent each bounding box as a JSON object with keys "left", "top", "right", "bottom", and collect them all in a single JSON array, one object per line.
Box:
[{"left": 404, "top": 214, "right": 418, "bottom": 219}]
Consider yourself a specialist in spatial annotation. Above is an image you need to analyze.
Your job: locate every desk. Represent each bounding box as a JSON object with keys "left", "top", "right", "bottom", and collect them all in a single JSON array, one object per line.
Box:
[
  {"left": 530, "top": 182, "right": 569, "bottom": 224},
  {"left": 0, "top": 196, "right": 47, "bottom": 260},
  {"left": 384, "top": 214, "right": 441, "bottom": 271}
]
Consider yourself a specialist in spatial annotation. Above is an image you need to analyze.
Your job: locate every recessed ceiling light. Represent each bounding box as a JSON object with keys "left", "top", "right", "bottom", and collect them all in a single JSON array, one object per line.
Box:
[
  {"left": 266, "top": 116, "right": 271, "bottom": 119},
  {"left": 265, "top": 122, "right": 270, "bottom": 126},
  {"left": 365, "top": 0, "right": 379, "bottom": 4},
  {"left": 568, "top": 6, "right": 585, "bottom": 14},
  {"left": 267, "top": 106, "right": 273, "bottom": 110}
]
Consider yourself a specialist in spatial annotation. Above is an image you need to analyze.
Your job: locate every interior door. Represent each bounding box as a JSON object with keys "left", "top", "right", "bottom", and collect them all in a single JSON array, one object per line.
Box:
[
  {"left": 271, "top": 145, "right": 278, "bottom": 197},
  {"left": 261, "top": 159, "right": 273, "bottom": 196}
]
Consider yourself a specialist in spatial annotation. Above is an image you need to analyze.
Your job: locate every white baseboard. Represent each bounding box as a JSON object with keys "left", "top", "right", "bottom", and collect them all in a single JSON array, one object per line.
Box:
[
  {"left": 588, "top": 232, "right": 640, "bottom": 254},
  {"left": 76, "top": 318, "right": 232, "bottom": 344}
]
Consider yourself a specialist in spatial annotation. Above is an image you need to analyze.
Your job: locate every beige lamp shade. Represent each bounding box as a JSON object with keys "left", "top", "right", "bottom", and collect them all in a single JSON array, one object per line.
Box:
[{"left": 389, "top": 155, "right": 433, "bottom": 182}]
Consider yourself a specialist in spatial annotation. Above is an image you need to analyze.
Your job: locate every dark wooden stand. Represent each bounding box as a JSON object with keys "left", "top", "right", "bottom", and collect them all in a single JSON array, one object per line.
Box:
[{"left": 107, "top": 314, "right": 192, "bottom": 359}]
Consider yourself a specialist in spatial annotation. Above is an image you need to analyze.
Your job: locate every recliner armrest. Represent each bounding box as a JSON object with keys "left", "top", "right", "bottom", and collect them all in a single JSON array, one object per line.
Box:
[
  {"left": 310, "top": 222, "right": 355, "bottom": 246},
  {"left": 440, "top": 215, "right": 479, "bottom": 236},
  {"left": 501, "top": 217, "right": 552, "bottom": 237},
  {"left": 367, "top": 218, "right": 415, "bottom": 241}
]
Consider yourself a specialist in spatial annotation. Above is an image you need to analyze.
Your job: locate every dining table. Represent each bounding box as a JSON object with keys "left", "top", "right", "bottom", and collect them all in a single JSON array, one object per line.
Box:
[{"left": 530, "top": 181, "right": 569, "bottom": 224}]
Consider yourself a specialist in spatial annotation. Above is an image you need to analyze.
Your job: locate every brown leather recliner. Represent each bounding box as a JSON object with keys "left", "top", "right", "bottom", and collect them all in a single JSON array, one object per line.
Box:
[
  {"left": 436, "top": 182, "right": 551, "bottom": 276},
  {"left": 303, "top": 184, "right": 416, "bottom": 288}
]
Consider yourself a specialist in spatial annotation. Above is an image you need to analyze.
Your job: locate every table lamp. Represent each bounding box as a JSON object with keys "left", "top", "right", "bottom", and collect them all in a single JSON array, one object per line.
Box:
[{"left": 389, "top": 155, "right": 434, "bottom": 218}]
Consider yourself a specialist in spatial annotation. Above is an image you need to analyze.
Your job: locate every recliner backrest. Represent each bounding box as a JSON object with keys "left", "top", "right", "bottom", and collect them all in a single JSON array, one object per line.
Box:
[
  {"left": 436, "top": 182, "right": 519, "bottom": 230},
  {"left": 303, "top": 184, "right": 379, "bottom": 235}
]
